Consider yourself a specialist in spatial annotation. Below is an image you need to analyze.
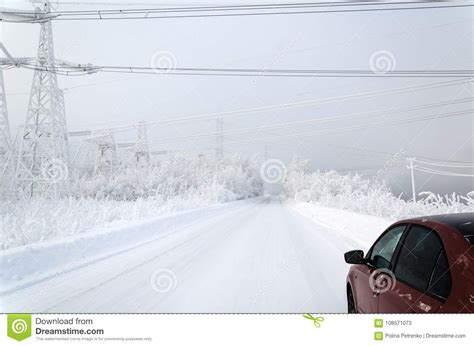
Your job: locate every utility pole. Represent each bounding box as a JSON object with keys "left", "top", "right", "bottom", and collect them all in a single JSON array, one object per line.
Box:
[
  {"left": 215, "top": 117, "right": 223, "bottom": 159},
  {"left": 408, "top": 157, "right": 416, "bottom": 202}
]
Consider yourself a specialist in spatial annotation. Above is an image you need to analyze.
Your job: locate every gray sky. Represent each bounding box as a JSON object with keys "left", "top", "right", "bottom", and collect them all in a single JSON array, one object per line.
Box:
[{"left": 2, "top": 0, "right": 473, "bottom": 196}]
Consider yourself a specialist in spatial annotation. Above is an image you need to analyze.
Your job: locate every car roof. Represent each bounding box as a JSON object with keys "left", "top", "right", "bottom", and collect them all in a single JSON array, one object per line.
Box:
[{"left": 407, "top": 212, "right": 474, "bottom": 243}]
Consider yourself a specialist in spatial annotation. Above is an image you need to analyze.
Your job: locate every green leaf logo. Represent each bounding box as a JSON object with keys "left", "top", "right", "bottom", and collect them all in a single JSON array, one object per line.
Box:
[{"left": 7, "top": 314, "right": 32, "bottom": 341}]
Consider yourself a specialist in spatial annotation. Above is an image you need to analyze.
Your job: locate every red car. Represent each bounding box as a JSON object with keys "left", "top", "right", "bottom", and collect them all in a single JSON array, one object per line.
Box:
[{"left": 344, "top": 213, "right": 474, "bottom": 313}]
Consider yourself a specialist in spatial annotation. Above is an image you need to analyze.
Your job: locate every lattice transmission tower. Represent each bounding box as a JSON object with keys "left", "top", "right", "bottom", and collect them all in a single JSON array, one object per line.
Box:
[
  {"left": 134, "top": 121, "right": 150, "bottom": 164},
  {"left": 13, "top": 2, "right": 69, "bottom": 197},
  {"left": 0, "top": 67, "right": 11, "bottom": 186},
  {"left": 87, "top": 132, "right": 119, "bottom": 175}
]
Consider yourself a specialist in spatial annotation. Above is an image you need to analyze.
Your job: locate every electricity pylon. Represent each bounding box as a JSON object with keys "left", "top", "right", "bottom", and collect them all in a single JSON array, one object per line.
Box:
[
  {"left": 0, "top": 68, "right": 11, "bottom": 155},
  {"left": 0, "top": 67, "right": 11, "bottom": 189},
  {"left": 134, "top": 121, "right": 149, "bottom": 164},
  {"left": 3, "top": 2, "right": 94, "bottom": 197},
  {"left": 13, "top": 2, "right": 69, "bottom": 197},
  {"left": 86, "top": 132, "right": 119, "bottom": 175}
]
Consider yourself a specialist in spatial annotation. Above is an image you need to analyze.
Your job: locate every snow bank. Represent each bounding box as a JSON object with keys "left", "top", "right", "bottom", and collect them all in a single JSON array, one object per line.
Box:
[
  {"left": 0, "top": 199, "right": 256, "bottom": 295},
  {"left": 289, "top": 201, "right": 392, "bottom": 250},
  {"left": 283, "top": 157, "right": 474, "bottom": 220}
]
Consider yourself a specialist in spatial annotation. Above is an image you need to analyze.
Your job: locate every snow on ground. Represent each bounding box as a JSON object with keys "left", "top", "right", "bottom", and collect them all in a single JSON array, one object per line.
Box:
[
  {"left": 0, "top": 198, "right": 255, "bottom": 296},
  {"left": 1, "top": 197, "right": 393, "bottom": 313},
  {"left": 288, "top": 201, "right": 392, "bottom": 251},
  {"left": 0, "top": 196, "right": 229, "bottom": 250}
]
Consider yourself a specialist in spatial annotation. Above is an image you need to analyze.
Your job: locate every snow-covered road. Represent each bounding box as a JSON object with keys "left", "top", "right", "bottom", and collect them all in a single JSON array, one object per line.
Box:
[{"left": 1, "top": 197, "right": 390, "bottom": 313}]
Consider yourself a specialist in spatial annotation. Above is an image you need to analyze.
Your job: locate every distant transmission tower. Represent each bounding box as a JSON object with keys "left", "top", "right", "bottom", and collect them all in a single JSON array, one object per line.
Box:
[
  {"left": 134, "top": 121, "right": 149, "bottom": 164},
  {"left": 87, "top": 132, "right": 118, "bottom": 175},
  {"left": 215, "top": 118, "right": 223, "bottom": 159},
  {"left": 13, "top": 2, "right": 69, "bottom": 197}
]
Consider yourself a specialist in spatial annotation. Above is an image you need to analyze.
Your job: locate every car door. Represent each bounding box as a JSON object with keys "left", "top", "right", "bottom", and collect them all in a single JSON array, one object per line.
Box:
[
  {"left": 353, "top": 225, "right": 406, "bottom": 313},
  {"left": 377, "top": 224, "right": 451, "bottom": 313}
]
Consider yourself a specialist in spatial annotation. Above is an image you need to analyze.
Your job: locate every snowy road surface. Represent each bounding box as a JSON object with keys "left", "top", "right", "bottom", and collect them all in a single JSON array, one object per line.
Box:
[{"left": 1, "top": 197, "right": 390, "bottom": 313}]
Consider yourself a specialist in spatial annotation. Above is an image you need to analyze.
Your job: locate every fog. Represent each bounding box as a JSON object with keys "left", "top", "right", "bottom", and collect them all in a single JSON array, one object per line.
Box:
[{"left": 2, "top": 0, "right": 473, "bottom": 197}]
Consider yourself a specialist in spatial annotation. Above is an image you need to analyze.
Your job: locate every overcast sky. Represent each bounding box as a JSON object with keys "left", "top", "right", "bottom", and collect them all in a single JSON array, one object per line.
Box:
[{"left": 2, "top": 0, "right": 473, "bottom": 196}]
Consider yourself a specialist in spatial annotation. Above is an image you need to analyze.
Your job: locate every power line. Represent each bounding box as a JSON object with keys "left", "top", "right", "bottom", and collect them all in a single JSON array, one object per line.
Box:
[
  {"left": 68, "top": 78, "right": 471, "bottom": 134},
  {"left": 28, "top": 1, "right": 442, "bottom": 14},
  {"left": 326, "top": 143, "right": 474, "bottom": 165},
  {"left": 20, "top": 62, "right": 474, "bottom": 78},
  {"left": 406, "top": 155, "right": 474, "bottom": 201},
  {"left": 2, "top": 1, "right": 447, "bottom": 15},
  {"left": 413, "top": 166, "right": 474, "bottom": 177},
  {"left": 98, "top": 66, "right": 474, "bottom": 77},
  {"left": 50, "top": 4, "right": 474, "bottom": 21},
  {"left": 117, "top": 98, "right": 474, "bottom": 146},
  {"left": 139, "top": 110, "right": 472, "bottom": 147},
  {"left": 99, "top": 70, "right": 474, "bottom": 78},
  {"left": 412, "top": 157, "right": 474, "bottom": 168},
  {"left": 3, "top": 2, "right": 471, "bottom": 22},
  {"left": 34, "top": 1, "right": 238, "bottom": 6},
  {"left": 6, "top": 75, "right": 154, "bottom": 96}
]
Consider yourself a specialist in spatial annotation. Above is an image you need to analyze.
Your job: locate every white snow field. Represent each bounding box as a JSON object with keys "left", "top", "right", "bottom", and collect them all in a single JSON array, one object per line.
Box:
[{"left": 0, "top": 197, "right": 391, "bottom": 313}]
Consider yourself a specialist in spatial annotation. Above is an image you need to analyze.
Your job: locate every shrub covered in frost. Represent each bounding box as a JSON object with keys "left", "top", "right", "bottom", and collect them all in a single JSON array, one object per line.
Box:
[
  {"left": 68, "top": 154, "right": 262, "bottom": 202},
  {"left": 283, "top": 156, "right": 474, "bottom": 219},
  {"left": 0, "top": 154, "right": 263, "bottom": 249}
]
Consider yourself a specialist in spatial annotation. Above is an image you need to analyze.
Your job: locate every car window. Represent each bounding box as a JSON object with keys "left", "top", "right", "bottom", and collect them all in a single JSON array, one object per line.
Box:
[
  {"left": 394, "top": 225, "right": 444, "bottom": 294},
  {"left": 428, "top": 249, "right": 451, "bottom": 300},
  {"left": 369, "top": 225, "right": 405, "bottom": 269}
]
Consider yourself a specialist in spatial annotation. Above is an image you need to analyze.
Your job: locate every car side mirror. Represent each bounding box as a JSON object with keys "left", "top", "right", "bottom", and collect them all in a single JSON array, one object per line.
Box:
[{"left": 344, "top": 250, "right": 365, "bottom": 264}]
